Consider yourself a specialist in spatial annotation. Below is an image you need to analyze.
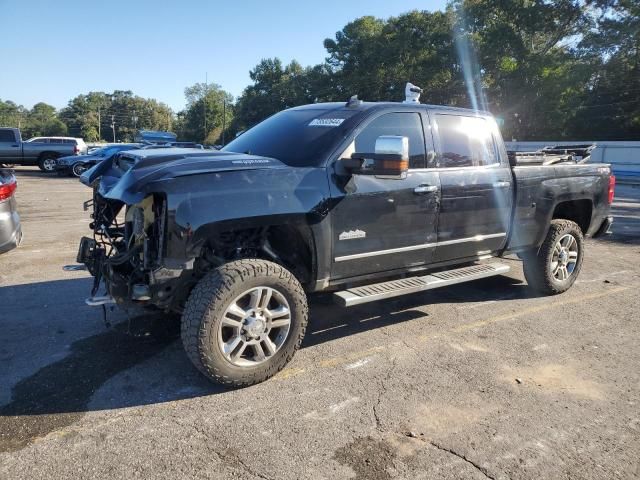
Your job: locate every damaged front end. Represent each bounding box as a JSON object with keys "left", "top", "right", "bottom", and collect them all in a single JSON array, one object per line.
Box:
[{"left": 77, "top": 184, "right": 182, "bottom": 310}]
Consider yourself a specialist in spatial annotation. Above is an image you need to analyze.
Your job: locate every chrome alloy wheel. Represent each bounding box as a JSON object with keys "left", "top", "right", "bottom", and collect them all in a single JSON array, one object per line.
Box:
[
  {"left": 218, "top": 286, "right": 291, "bottom": 367},
  {"left": 551, "top": 233, "right": 579, "bottom": 281},
  {"left": 42, "top": 158, "right": 57, "bottom": 171}
]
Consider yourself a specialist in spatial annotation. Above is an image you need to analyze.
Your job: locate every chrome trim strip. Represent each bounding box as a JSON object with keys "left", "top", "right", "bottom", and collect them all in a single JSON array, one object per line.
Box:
[
  {"left": 334, "top": 233, "right": 507, "bottom": 262},
  {"left": 334, "top": 243, "right": 437, "bottom": 262},
  {"left": 436, "top": 232, "right": 506, "bottom": 246}
]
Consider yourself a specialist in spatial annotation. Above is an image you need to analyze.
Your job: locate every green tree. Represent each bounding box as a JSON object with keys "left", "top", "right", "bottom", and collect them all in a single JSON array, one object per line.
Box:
[
  {"left": 324, "top": 12, "right": 462, "bottom": 105},
  {"left": 0, "top": 100, "right": 28, "bottom": 130},
  {"left": 59, "top": 91, "right": 174, "bottom": 142},
  {"left": 178, "top": 82, "right": 233, "bottom": 144},
  {"left": 232, "top": 58, "right": 321, "bottom": 133},
  {"left": 23, "top": 102, "right": 67, "bottom": 137},
  {"left": 448, "top": 0, "right": 593, "bottom": 140},
  {"left": 566, "top": 0, "right": 640, "bottom": 139}
]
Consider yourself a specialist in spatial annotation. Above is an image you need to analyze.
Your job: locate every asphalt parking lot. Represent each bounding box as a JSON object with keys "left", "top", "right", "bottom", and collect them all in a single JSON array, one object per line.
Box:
[{"left": 1, "top": 168, "right": 639, "bottom": 480}]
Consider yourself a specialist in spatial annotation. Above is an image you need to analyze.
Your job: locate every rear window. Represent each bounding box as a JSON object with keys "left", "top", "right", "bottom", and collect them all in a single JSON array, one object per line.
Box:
[
  {"left": 222, "top": 108, "right": 362, "bottom": 167},
  {"left": 0, "top": 130, "right": 16, "bottom": 142},
  {"left": 434, "top": 114, "right": 498, "bottom": 168}
]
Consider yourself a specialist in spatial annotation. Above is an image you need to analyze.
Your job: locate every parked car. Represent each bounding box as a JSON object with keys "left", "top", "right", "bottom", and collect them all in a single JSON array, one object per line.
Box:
[
  {"left": 0, "top": 170, "right": 22, "bottom": 254},
  {"left": 56, "top": 143, "right": 141, "bottom": 177},
  {"left": 0, "top": 128, "right": 87, "bottom": 172},
  {"left": 26, "top": 136, "right": 88, "bottom": 153},
  {"left": 76, "top": 93, "right": 614, "bottom": 387}
]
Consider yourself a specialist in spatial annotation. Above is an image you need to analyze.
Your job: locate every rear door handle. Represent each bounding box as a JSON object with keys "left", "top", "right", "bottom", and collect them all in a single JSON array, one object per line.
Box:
[
  {"left": 414, "top": 184, "right": 438, "bottom": 194},
  {"left": 493, "top": 181, "right": 511, "bottom": 188}
]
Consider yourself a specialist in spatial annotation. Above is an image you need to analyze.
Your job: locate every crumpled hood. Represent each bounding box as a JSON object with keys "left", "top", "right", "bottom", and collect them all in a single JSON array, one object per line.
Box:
[{"left": 81, "top": 148, "right": 289, "bottom": 204}]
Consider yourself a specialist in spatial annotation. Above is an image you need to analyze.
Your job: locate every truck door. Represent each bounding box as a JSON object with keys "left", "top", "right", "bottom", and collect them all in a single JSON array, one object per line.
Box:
[
  {"left": 430, "top": 113, "right": 513, "bottom": 263},
  {"left": 329, "top": 111, "right": 440, "bottom": 280},
  {"left": 0, "top": 129, "right": 20, "bottom": 163}
]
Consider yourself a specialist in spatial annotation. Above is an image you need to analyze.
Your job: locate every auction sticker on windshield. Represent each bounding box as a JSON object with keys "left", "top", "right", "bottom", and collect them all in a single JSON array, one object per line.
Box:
[{"left": 309, "top": 118, "right": 345, "bottom": 127}]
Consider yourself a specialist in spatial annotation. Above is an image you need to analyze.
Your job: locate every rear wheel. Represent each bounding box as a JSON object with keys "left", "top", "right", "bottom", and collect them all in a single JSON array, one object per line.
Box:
[
  {"left": 523, "top": 219, "right": 584, "bottom": 295},
  {"left": 181, "top": 259, "right": 308, "bottom": 387},
  {"left": 38, "top": 154, "right": 57, "bottom": 172}
]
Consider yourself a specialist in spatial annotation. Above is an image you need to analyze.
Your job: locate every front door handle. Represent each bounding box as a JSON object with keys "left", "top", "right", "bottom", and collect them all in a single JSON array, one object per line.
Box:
[
  {"left": 414, "top": 184, "right": 438, "bottom": 194},
  {"left": 493, "top": 181, "right": 511, "bottom": 188}
]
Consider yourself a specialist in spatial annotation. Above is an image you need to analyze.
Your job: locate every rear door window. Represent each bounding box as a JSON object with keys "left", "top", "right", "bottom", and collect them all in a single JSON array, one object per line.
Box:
[{"left": 433, "top": 114, "right": 498, "bottom": 168}]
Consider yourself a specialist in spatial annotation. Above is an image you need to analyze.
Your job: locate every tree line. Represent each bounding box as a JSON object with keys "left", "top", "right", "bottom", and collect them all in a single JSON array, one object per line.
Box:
[{"left": 1, "top": 0, "right": 637, "bottom": 143}]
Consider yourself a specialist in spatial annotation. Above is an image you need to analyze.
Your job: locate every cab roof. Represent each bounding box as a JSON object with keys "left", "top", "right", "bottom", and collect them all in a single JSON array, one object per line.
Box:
[{"left": 289, "top": 101, "right": 492, "bottom": 117}]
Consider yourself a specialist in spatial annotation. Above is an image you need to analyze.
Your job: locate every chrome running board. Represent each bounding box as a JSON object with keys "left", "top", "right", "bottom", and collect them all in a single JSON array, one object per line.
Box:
[{"left": 333, "top": 262, "right": 510, "bottom": 307}]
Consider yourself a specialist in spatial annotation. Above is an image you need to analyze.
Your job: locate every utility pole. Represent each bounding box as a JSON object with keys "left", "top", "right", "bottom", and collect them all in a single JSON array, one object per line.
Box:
[
  {"left": 132, "top": 110, "right": 138, "bottom": 131},
  {"left": 167, "top": 113, "right": 171, "bottom": 131},
  {"left": 111, "top": 115, "right": 116, "bottom": 142},
  {"left": 222, "top": 98, "right": 226, "bottom": 146},
  {"left": 204, "top": 72, "right": 208, "bottom": 141},
  {"left": 97, "top": 106, "right": 101, "bottom": 140}
]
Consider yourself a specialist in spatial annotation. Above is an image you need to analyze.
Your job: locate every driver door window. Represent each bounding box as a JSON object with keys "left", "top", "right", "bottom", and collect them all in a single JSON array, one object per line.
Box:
[{"left": 353, "top": 112, "right": 426, "bottom": 169}]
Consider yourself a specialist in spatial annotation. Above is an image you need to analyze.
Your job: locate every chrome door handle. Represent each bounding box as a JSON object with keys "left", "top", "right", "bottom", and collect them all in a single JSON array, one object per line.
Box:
[
  {"left": 493, "top": 181, "right": 511, "bottom": 188},
  {"left": 414, "top": 184, "right": 438, "bottom": 194}
]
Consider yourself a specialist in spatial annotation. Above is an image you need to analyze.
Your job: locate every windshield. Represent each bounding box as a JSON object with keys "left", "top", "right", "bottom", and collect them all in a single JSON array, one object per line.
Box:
[
  {"left": 90, "top": 146, "right": 116, "bottom": 157},
  {"left": 221, "top": 108, "right": 362, "bottom": 167}
]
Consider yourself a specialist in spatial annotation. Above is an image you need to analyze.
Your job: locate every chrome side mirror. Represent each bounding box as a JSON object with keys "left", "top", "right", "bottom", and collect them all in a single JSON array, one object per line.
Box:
[
  {"left": 372, "top": 136, "right": 409, "bottom": 179},
  {"left": 343, "top": 135, "right": 409, "bottom": 180}
]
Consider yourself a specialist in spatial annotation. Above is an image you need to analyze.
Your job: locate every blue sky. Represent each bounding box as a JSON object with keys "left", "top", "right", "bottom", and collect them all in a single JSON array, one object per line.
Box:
[{"left": 0, "top": 0, "right": 447, "bottom": 112}]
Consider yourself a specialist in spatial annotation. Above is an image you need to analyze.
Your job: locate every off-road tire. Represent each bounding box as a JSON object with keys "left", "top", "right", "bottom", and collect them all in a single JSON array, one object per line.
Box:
[
  {"left": 38, "top": 154, "right": 57, "bottom": 172},
  {"left": 523, "top": 219, "right": 584, "bottom": 295},
  {"left": 181, "top": 259, "right": 308, "bottom": 387}
]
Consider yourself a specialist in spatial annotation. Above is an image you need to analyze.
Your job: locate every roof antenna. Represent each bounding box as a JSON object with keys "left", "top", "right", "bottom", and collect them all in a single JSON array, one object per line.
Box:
[
  {"left": 403, "top": 82, "right": 423, "bottom": 104},
  {"left": 346, "top": 95, "right": 362, "bottom": 107}
]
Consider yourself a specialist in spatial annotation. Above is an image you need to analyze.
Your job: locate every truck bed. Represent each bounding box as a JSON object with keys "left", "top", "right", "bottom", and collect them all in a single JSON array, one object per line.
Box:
[{"left": 509, "top": 162, "right": 612, "bottom": 251}]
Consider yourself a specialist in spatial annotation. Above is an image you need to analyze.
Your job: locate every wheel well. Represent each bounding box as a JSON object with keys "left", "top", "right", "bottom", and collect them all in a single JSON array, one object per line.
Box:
[
  {"left": 38, "top": 151, "right": 60, "bottom": 160},
  {"left": 552, "top": 200, "right": 592, "bottom": 233},
  {"left": 198, "top": 223, "right": 315, "bottom": 286}
]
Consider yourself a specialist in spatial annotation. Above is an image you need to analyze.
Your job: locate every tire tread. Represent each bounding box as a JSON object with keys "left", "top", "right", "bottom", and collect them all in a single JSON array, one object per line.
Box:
[
  {"left": 181, "top": 259, "right": 308, "bottom": 387},
  {"left": 523, "top": 219, "right": 584, "bottom": 295}
]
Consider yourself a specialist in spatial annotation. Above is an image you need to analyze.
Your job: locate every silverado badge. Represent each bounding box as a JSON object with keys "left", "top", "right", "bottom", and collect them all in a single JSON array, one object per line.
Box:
[{"left": 339, "top": 229, "right": 367, "bottom": 240}]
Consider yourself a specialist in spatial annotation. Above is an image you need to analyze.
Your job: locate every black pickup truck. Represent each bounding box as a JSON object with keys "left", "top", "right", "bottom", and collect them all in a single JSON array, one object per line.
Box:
[{"left": 76, "top": 98, "right": 615, "bottom": 386}]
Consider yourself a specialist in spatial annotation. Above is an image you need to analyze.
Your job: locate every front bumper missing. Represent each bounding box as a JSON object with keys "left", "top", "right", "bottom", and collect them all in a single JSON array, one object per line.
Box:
[{"left": 77, "top": 235, "right": 184, "bottom": 308}]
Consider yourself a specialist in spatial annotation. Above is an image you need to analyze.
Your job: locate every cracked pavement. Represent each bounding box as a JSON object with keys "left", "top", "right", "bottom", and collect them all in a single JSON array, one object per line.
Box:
[{"left": 1, "top": 169, "right": 639, "bottom": 479}]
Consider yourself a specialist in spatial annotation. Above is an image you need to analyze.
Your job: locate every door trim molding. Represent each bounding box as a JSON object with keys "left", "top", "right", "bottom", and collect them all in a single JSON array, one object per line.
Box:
[
  {"left": 334, "top": 233, "right": 506, "bottom": 262},
  {"left": 436, "top": 232, "right": 506, "bottom": 246},
  {"left": 334, "top": 243, "right": 437, "bottom": 262}
]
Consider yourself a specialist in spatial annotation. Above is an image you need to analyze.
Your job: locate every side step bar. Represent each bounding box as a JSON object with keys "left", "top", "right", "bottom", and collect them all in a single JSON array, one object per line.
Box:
[{"left": 333, "top": 262, "right": 510, "bottom": 307}]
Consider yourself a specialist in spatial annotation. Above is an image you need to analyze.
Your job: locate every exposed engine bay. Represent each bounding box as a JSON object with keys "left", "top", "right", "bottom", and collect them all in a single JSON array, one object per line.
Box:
[
  {"left": 77, "top": 182, "right": 310, "bottom": 312},
  {"left": 77, "top": 183, "right": 167, "bottom": 306}
]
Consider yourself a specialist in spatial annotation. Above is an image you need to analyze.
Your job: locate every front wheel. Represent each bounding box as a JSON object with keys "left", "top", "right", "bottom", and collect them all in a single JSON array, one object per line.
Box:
[
  {"left": 72, "top": 162, "right": 87, "bottom": 177},
  {"left": 181, "top": 259, "right": 308, "bottom": 387},
  {"left": 522, "top": 219, "right": 584, "bottom": 295}
]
